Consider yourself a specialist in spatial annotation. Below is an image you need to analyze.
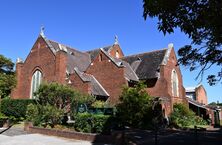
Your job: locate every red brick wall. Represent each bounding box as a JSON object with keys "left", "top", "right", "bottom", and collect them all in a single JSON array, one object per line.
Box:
[
  {"left": 195, "top": 85, "right": 208, "bottom": 105},
  {"left": 55, "top": 51, "right": 67, "bottom": 84},
  {"left": 69, "top": 73, "right": 90, "bottom": 94},
  {"left": 86, "top": 50, "right": 127, "bottom": 104},
  {"left": 11, "top": 62, "right": 24, "bottom": 99},
  {"left": 109, "top": 44, "right": 124, "bottom": 58},
  {"left": 11, "top": 36, "right": 62, "bottom": 99},
  {"left": 145, "top": 48, "right": 187, "bottom": 114}
]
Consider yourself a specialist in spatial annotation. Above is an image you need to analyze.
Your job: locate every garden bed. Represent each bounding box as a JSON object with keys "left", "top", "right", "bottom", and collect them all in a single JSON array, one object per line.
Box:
[{"left": 24, "top": 122, "right": 123, "bottom": 144}]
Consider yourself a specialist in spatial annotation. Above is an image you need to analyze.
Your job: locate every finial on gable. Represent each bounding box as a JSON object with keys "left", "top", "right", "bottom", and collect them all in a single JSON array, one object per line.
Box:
[
  {"left": 40, "top": 25, "right": 45, "bottom": 37},
  {"left": 16, "top": 58, "right": 23, "bottom": 63},
  {"left": 168, "top": 43, "right": 174, "bottom": 49},
  {"left": 114, "top": 35, "right": 119, "bottom": 45}
]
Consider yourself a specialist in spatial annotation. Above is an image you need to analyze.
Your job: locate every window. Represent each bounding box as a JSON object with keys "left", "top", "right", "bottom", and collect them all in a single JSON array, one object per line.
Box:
[
  {"left": 171, "top": 69, "right": 179, "bottom": 97},
  {"left": 115, "top": 50, "right": 119, "bottom": 58},
  {"left": 30, "top": 70, "right": 42, "bottom": 98},
  {"left": 99, "top": 54, "right": 102, "bottom": 61}
]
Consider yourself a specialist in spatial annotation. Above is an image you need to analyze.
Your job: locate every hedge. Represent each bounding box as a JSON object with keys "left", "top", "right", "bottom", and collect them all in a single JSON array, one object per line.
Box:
[
  {"left": 0, "top": 98, "right": 35, "bottom": 120},
  {"left": 74, "top": 113, "right": 113, "bottom": 134}
]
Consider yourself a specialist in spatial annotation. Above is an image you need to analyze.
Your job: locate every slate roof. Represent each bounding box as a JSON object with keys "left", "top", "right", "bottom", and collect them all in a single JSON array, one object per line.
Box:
[
  {"left": 74, "top": 68, "right": 109, "bottom": 96},
  {"left": 187, "top": 98, "right": 208, "bottom": 109},
  {"left": 100, "top": 48, "right": 139, "bottom": 81},
  {"left": 41, "top": 34, "right": 169, "bottom": 95},
  {"left": 122, "top": 49, "right": 167, "bottom": 80},
  {"left": 48, "top": 40, "right": 91, "bottom": 72},
  {"left": 86, "top": 46, "right": 113, "bottom": 61}
]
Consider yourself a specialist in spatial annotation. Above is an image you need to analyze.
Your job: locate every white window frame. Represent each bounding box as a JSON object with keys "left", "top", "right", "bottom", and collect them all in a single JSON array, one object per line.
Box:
[
  {"left": 171, "top": 69, "right": 179, "bottom": 97},
  {"left": 30, "top": 70, "right": 42, "bottom": 99}
]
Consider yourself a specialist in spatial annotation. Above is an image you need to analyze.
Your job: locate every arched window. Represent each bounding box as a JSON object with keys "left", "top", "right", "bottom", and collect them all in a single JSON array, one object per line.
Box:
[
  {"left": 171, "top": 69, "right": 179, "bottom": 97},
  {"left": 115, "top": 50, "right": 119, "bottom": 58},
  {"left": 30, "top": 70, "right": 42, "bottom": 98}
]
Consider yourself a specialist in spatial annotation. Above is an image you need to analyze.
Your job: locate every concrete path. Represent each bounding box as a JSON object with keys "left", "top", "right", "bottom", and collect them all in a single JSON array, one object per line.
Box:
[
  {"left": 0, "top": 134, "right": 93, "bottom": 145},
  {"left": 0, "top": 127, "right": 111, "bottom": 145}
]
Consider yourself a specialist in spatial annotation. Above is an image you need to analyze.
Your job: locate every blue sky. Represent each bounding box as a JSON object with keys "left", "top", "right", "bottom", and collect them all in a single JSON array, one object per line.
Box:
[{"left": 0, "top": 0, "right": 221, "bottom": 103}]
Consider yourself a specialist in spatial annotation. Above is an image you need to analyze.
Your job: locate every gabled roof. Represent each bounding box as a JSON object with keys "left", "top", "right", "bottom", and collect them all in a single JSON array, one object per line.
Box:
[
  {"left": 86, "top": 45, "right": 113, "bottom": 61},
  {"left": 74, "top": 67, "right": 109, "bottom": 97},
  {"left": 100, "top": 48, "right": 139, "bottom": 81},
  {"left": 185, "top": 84, "right": 205, "bottom": 93},
  {"left": 44, "top": 39, "right": 91, "bottom": 72},
  {"left": 122, "top": 49, "right": 167, "bottom": 80}
]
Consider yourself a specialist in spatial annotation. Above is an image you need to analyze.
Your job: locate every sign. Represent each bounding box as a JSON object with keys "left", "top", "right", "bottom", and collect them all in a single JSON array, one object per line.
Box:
[{"left": 77, "top": 104, "right": 87, "bottom": 113}]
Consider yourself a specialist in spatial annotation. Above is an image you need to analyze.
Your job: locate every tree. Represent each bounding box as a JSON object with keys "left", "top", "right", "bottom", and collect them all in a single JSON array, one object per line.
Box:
[
  {"left": 0, "top": 54, "right": 16, "bottom": 98},
  {"left": 143, "top": 0, "right": 222, "bottom": 85},
  {"left": 34, "top": 82, "right": 95, "bottom": 113},
  {"left": 116, "top": 82, "right": 163, "bottom": 129},
  {"left": 27, "top": 82, "right": 95, "bottom": 127}
]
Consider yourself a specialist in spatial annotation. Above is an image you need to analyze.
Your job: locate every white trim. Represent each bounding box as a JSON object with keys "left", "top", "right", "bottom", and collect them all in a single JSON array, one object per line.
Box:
[
  {"left": 171, "top": 69, "right": 179, "bottom": 97},
  {"left": 30, "top": 70, "right": 42, "bottom": 99},
  {"left": 161, "top": 47, "right": 172, "bottom": 65}
]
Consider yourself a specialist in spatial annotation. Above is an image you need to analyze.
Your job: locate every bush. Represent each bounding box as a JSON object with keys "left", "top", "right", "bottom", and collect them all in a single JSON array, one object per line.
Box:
[
  {"left": 0, "top": 112, "right": 8, "bottom": 127},
  {"left": 170, "top": 103, "right": 207, "bottom": 128},
  {"left": 26, "top": 83, "right": 95, "bottom": 128},
  {"left": 116, "top": 82, "right": 161, "bottom": 129},
  {"left": 26, "top": 103, "right": 64, "bottom": 128},
  {"left": 0, "top": 98, "right": 35, "bottom": 120},
  {"left": 26, "top": 104, "right": 40, "bottom": 125},
  {"left": 35, "top": 82, "right": 95, "bottom": 114},
  {"left": 74, "top": 113, "right": 112, "bottom": 134}
]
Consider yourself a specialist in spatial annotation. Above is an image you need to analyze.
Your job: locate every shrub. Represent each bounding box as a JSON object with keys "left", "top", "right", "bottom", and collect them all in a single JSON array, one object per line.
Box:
[
  {"left": 0, "top": 112, "right": 8, "bottom": 127},
  {"left": 26, "top": 104, "right": 40, "bottom": 125},
  {"left": 35, "top": 82, "right": 95, "bottom": 114},
  {"left": 116, "top": 82, "right": 161, "bottom": 129},
  {"left": 26, "top": 103, "right": 64, "bottom": 128},
  {"left": 74, "top": 113, "right": 112, "bottom": 134},
  {"left": 0, "top": 98, "right": 35, "bottom": 120},
  {"left": 26, "top": 82, "right": 95, "bottom": 128},
  {"left": 0, "top": 112, "right": 8, "bottom": 120},
  {"left": 91, "top": 100, "right": 106, "bottom": 108},
  {"left": 170, "top": 103, "right": 207, "bottom": 128}
]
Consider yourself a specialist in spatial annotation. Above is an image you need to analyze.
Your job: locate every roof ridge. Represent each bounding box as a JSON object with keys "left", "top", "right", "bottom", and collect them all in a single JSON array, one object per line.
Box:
[
  {"left": 48, "top": 39, "right": 80, "bottom": 52},
  {"left": 123, "top": 48, "right": 167, "bottom": 58},
  {"left": 86, "top": 45, "right": 113, "bottom": 53}
]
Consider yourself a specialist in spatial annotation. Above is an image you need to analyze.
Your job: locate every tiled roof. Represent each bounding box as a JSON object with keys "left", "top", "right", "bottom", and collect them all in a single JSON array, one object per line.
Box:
[{"left": 122, "top": 49, "right": 167, "bottom": 79}]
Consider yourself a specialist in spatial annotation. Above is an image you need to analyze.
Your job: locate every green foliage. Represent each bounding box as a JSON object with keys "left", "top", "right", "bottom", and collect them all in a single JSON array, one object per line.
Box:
[
  {"left": 170, "top": 103, "right": 207, "bottom": 128},
  {"left": 143, "top": 0, "right": 222, "bottom": 85},
  {"left": 0, "top": 112, "right": 8, "bottom": 127},
  {"left": 0, "top": 112, "right": 8, "bottom": 120},
  {"left": 91, "top": 100, "right": 105, "bottom": 108},
  {"left": 26, "top": 104, "right": 40, "bottom": 125},
  {"left": 0, "top": 54, "right": 16, "bottom": 98},
  {"left": 27, "top": 82, "right": 95, "bottom": 128},
  {"left": 0, "top": 98, "right": 35, "bottom": 120},
  {"left": 35, "top": 82, "right": 94, "bottom": 114},
  {"left": 116, "top": 82, "right": 158, "bottom": 129},
  {"left": 26, "top": 103, "right": 64, "bottom": 128},
  {"left": 74, "top": 113, "right": 112, "bottom": 134}
]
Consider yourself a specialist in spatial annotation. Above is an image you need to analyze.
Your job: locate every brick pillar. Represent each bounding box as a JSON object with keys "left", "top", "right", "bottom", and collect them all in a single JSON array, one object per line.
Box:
[
  {"left": 11, "top": 59, "right": 23, "bottom": 99},
  {"left": 55, "top": 50, "right": 67, "bottom": 84}
]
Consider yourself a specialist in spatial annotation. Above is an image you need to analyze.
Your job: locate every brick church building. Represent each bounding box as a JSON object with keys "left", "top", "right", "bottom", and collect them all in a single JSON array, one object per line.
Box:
[{"left": 11, "top": 31, "right": 187, "bottom": 116}]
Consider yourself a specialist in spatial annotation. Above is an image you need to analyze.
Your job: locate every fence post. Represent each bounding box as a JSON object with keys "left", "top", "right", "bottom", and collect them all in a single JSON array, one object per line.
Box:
[{"left": 194, "top": 125, "right": 199, "bottom": 145}]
